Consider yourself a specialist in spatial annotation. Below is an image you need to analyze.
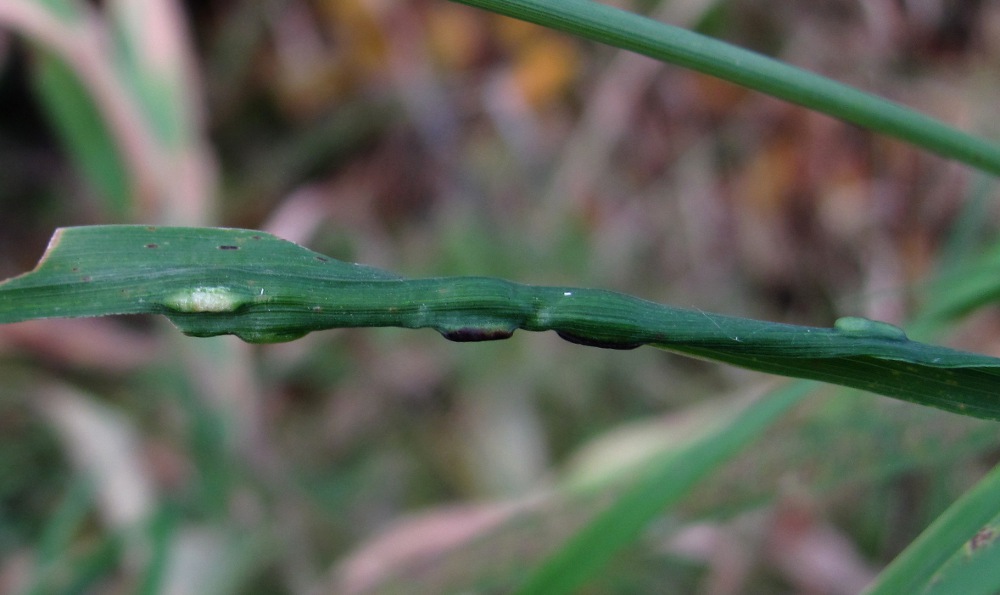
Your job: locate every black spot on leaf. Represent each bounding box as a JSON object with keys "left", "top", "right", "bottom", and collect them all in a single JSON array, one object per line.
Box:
[
  {"left": 556, "top": 331, "right": 641, "bottom": 350},
  {"left": 441, "top": 328, "right": 514, "bottom": 342}
]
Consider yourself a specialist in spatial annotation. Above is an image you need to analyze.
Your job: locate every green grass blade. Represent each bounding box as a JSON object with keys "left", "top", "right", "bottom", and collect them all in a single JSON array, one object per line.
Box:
[
  {"left": 920, "top": 245, "right": 1000, "bottom": 324},
  {"left": 922, "top": 512, "right": 1000, "bottom": 595},
  {"left": 864, "top": 462, "right": 1000, "bottom": 595},
  {"left": 24, "top": 478, "right": 95, "bottom": 595},
  {"left": 448, "top": 0, "right": 1000, "bottom": 175},
  {"left": 31, "top": 49, "right": 132, "bottom": 217},
  {"left": 2, "top": 226, "right": 1000, "bottom": 418},
  {"left": 32, "top": 0, "right": 82, "bottom": 24},
  {"left": 107, "top": 1, "right": 188, "bottom": 151},
  {"left": 516, "top": 381, "right": 812, "bottom": 595},
  {"left": 924, "top": 522, "right": 1000, "bottom": 595}
]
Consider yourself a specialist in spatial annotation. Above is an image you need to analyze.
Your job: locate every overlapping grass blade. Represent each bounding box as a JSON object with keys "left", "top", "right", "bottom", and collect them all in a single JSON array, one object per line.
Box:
[
  {"left": 515, "top": 382, "right": 812, "bottom": 595},
  {"left": 921, "top": 513, "right": 1000, "bottom": 595},
  {"left": 865, "top": 462, "right": 1000, "bottom": 594},
  {"left": 31, "top": 50, "right": 132, "bottom": 216},
  {"left": 448, "top": 0, "right": 1000, "bottom": 175}
]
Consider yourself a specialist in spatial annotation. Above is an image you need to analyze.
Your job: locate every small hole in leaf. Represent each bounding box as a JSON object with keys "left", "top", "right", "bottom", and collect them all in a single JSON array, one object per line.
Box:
[
  {"left": 218, "top": 245, "right": 239, "bottom": 250},
  {"left": 145, "top": 243, "right": 158, "bottom": 249},
  {"left": 81, "top": 276, "right": 92, "bottom": 282},
  {"left": 315, "top": 256, "right": 329, "bottom": 262},
  {"left": 252, "top": 235, "right": 262, "bottom": 240}
]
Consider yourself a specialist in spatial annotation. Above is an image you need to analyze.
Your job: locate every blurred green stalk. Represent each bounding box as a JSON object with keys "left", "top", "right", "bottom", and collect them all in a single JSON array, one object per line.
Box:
[
  {"left": 450, "top": 0, "right": 1000, "bottom": 175},
  {"left": 865, "top": 461, "right": 1000, "bottom": 594},
  {"left": 516, "top": 382, "right": 813, "bottom": 595}
]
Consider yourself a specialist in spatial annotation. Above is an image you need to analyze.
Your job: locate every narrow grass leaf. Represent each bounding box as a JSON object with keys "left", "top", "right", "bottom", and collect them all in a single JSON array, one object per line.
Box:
[
  {"left": 921, "top": 516, "right": 1000, "bottom": 595},
  {"left": 921, "top": 513, "right": 1000, "bottom": 595},
  {"left": 32, "top": 0, "right": 82, "bottom": 24},
  {"left": 516, "top": 381, "right": 812, "bottom": 595},
  {"left": 107, "top": 0, "right": 188, "bottom": 150},
  {"left": 25, "top": 478, "right": 95, "bottom": 595},
  {"left": 30, "top": 49, "right": 132, "bottom": 217},
  {"left": 2, "top": 226, "right": 1000, "bottom": 419},
  {"left": 448, "top": 0, "right": 1000, "bottom": 175},
  {"left": 864, "top": 462, "right": 1000, "bottom": 594},
  {"left": 921, "top": 246, "right": 1000, "bottom": 323}
]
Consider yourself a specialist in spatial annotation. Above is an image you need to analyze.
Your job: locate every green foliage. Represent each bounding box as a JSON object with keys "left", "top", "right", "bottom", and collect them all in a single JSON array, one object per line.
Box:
[
  {"left": 449, "top": 0, "right": 1000, "bottom": 175},
  {"left": 3, "top": 226, "right": 1000, "bottom": 418},
  {"left": 31, "top": 50, "right": 131, "bottom": 216},
  {"left": 865, "top": 464, "right": 1000, "bottom": 594},
  {"left": 516, "top": 382, "right": 813, "bottom": 595},
  {"left": 1, "top": 0, "right": 1000, "bottom": 593}
]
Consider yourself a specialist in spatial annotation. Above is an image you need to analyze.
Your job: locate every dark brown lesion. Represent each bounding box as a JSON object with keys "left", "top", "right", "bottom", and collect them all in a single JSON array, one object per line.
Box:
[
  {"left": 970, "top": 527, "right": 996, "bottom": 550},
  {"left": 556, "top": 331, "right": 641, "bottom": 350},
  {"left": 440, "top": 327, "right": 515, "bottom": 342}
]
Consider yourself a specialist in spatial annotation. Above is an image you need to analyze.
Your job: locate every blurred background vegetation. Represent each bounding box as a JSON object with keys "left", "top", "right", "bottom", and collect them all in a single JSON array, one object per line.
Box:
[{"left": 0, "top": 0, "right": 999, "bottom": 593}]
